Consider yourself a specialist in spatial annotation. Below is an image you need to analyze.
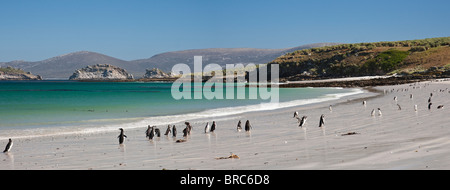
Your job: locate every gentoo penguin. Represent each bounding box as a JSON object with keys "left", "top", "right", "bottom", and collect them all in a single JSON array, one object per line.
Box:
[
  {"left": 3, "top": 138, "right": 13, "bottom": 153},
  {"left": 145, "top": 125, "right": 152, "bottom": 138},
  {"left": 318, "top": 114, "right": 325, "bottom": 128},
  {"left": 148, "top": 126, "right": 155, "bottom": 140},
  {"left": 414, "top": 105, "right": 418, "bottom": 112},
  {"left": 371, "top": 109, "right": 375, "bottom": 116},
  {"left": 154, "top": 127, "right": 161, "bottom": 137},
  {"left": 293, "top": 111, "right": 299, "bottom": 118},
  {"left": 118, "top": 128, "right": 127, "bottom": 144},
  {"left": 377, "top": 108, "right": 382, "bottom": 116},
  {"left": 428, "top": 102, "right": 432, "bottom": 110},
  {"left": 172, "top": 125, "right": 177, "bottom": 137},
  {"left": 164, "top": 125, "right": 171, "bottom": 136},
  {"left": 210, "top": 121, "right": 216, "bottom": 132},
  {"left": 237, "top": 120, "right": 242, "bottom": 132},
  {"left": 437, "top": 105, "right": 444, "bottom": 109},
  {"left": 204, "top": 122, "right": 210, "bottom": 133},
  {"left": 185, "top": 122, "right": 192, "bottom": 135},
  {"left": 244, "top": 120, "right": 252, "bottom": 132},
  {"left": 298, "top": 116, "right": 307, "bottom": 128},
  {"left": 183, "top": 127, "right": 188, "bottom": 137}
]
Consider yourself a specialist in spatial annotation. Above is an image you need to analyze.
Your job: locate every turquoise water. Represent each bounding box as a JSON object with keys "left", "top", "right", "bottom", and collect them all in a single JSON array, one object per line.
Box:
[{"left": 0, "top": 81, "right": 361, "bottom": 139}]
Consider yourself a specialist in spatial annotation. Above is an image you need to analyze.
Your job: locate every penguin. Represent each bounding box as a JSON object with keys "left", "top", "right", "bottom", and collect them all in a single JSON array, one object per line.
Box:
[
  {"left": 210, "top": 121, "right": 216, "bottom": 132},
  {"left": 378, "top": 108, "right": 382, "bottom": 116},
  {"left": 185, "top": 122, "right": 192, "bottom": 135},
  {"left": 428, "top": 102, "right": 432, "bottom": 110},
  {"left": 393, "top": 96, "right": 397, "bottom": 101},
  {"left": 164, "top": 125, "right": 171, "bottom": 136},
  {"left": 414, "top": 105, "right": 418, "bottom": 112},
  {"left": 237, "top": 120, "right": 242, "bottom": 132},
  {"left": 3, "top": 138, "right": 13, "bottom": 153},
  {"left": 293, "top": 111, "right": 299, "bottom": 118},
  {"left": 154, "top": 127, "right": 161, "bottom": 137},
  {"left": 428, "top": 97, "right": 432, "bottom": 103},
  {"left": 397, "top": 104, "right": 402, "bottom": 110},
  {"left": 118, "top": 128, "right": 127, "bottom": 144},
  {"left": 410, "top": 94, "right": 413, "bottom": 99},
  {"left": 148, "top": 126, "right": 155, "bottom": 140},
  {"left": 298, "top": 116, "right": 307, "bottom": 128},
  {"left": 245, "top": 120, "right": 252, "bottom": 132},
  {"left": 437, "top": 105, "right": 444, "bottom": 109},
  {"left": 145, "top": 125, "right": 152, "bottom": 138},
  {"left": 318, "top": 114, "right": 325, "bottom": 128},
  {"left": 371, "top": 109, "right": 375, "bottom": 116},
  {"left": 183, "top": 127, "right": 188, "bottom": 137},
  {"left": 172, "top": 125, "right": 177, "bottom": 137},
  {"left": 204, "top": 122, "right": 210, "bottom": 133},
  {"left": 363, "top": 101, "right": 367, "bottom": 106},
  {"left": 329, "top": 105, "right": 332, "bottom": 112}
]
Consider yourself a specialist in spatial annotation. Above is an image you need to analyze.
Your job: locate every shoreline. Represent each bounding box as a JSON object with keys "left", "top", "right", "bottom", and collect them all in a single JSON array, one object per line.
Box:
[{"left": 1, "top": 79, "right": 450, "bottom": 169}]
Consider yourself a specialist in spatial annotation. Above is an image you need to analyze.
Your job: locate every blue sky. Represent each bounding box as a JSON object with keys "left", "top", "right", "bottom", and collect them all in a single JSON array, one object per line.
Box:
[{"left": 0, "top": 0, "right": 449, "bottom": 61}]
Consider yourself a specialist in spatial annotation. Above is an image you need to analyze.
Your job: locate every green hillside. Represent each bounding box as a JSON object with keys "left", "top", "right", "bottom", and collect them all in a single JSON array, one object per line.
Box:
[{"left": 269, "top": 37, "right": 450, "bottom": 81}]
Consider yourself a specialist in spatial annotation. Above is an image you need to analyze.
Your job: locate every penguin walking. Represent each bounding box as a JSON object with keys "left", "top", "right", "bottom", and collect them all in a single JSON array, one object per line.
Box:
[
  {"left": 378, "top": 108, "right": 382, "bottom": 116},
  {"left": 185, "top": 122, "right": 192, "bottom": 135},
  {"left": 318, "top": 114, "right": 325, "bottom": 128},
  {"left": 145, "top": 125, "right": 152, "bottom": 138},
  {"left": 298, "top": 116, "right": 307, "bottom": 128},
  {"left": 210, "top": 121, "right": 216, "bottom": 132},
  {"left": 148, "top": 126, "right": 155, "bottom": 140},
  {"left": 397, "top": 104, "right": 402, "bottom": 110},
  {"left": 245, "top": 120, "right": 252, "bottom": 132},
  {"left": 204, "top": 122, "right": 210, "bottom": 133},
  {"left": 237, "top": 120, "right": 242, "bottom": 132},
  {"left": 164, "top": 125, "right": 171, "bottom": 136},
  {"left": 3, "top": 138, "right": 13, "bottom": 153},
  {"left": 293, "top": 111, "right": 299, "bottom": 118},
  {"left": 118, "top": 128, "right": 127, "bottom": 144}
]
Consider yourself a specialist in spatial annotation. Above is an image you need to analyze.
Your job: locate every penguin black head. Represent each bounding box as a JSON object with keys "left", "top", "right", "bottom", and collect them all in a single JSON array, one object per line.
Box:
[{"left": 119, "top": 128, "right": 124, "bottom": 131}]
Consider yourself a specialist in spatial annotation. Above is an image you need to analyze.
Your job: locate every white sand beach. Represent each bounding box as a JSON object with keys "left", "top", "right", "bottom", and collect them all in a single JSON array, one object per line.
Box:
[{"left": 1, "top": 79, "right": 450, "bottom": 170}]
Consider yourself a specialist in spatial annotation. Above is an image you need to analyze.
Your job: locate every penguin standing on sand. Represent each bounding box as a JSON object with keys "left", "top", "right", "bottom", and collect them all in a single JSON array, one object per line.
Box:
[
  {"left": 378, "top": 108, "right": 382, "bottom": 116},
  {"left": 172, "top": 125, "right": 177, "bottom": 137},
  {"left": 237, "top": 120, "right": 242, "bottom": 132},
  {"left": 210, "top": 121, "right": 216, "bottom": 132},
  {"left": 204, "top": 122, "right": 210, "bottom": 133},
  {"left": 428, "top": 102, "right": 433, "bottom": 110},
  {"left": 298, "top": 116, "right": 307, "bottom": 128},
  {"left": 145, "top": 125, "right": 152, "bottom": 138},
  {"left": 118, "top": 128, "right": 127, "bottom": 144},
  {"left": 414, "top": 105, "right": 418, "bottom": 112},
  {"left": 318, "top": 114, "right": 325, "bottom": 128},
  {"left": 164, "top": 125, "right": 171, "bottom": 136},
  {"left": 3, "top": 138, "right": 13, "bottom": 153},
  {"left": 154, "top": 127, "right": 161, "bottom": 137},
  {"left": 371, "top": 109, "right": 375, "bottom": 116},
  {"left": 245, "top": 120, "right": 252, "bottom": 132},
  {"left": 293, "top": 111, "right": 299, "bottom": 118}
]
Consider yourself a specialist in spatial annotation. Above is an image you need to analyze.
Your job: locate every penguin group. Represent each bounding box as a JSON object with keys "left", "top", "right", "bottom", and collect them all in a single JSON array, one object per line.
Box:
[{"left": 293, "top": 111, "right": 325, "bottom": 128}]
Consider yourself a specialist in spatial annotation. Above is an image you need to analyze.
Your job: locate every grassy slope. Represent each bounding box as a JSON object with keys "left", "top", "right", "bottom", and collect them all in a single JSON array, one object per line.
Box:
[{"left": 270, "top": 37, "right": 450, "bottom": 80}]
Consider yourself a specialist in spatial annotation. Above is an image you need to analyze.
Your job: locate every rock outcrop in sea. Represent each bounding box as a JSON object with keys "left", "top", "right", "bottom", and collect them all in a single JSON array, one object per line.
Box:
[
  {"left": 142, "top": 68, "right": 171, "bottom": 78},
  {"left": 69, "top": 64, "right": 134, "bottom": 80},
  {"left": 0, "top": 66, "right": 42, "bottom": 80}
]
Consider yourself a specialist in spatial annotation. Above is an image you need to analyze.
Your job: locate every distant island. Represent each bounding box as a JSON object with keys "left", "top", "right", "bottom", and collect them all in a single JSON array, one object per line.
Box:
[
  {"left": 69, "top": 64, "right": 134, "bottom": 80},
  {"left": 0, "top": 66, "right": 42, "bottom": 80}
]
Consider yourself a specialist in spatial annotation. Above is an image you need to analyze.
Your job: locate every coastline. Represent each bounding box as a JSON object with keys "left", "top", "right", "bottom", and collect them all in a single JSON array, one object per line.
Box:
[{"left": 1, "top": 78, "right": 450, "bottom": 169}]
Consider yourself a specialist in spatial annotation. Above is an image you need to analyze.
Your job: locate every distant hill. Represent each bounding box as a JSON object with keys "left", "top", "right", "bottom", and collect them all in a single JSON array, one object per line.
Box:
[
  {"left": 269, "top": 37, "right": 450, "bottom": 81},
  {"left": 0, "top": 43, "right": 338, "bottom": 79}
]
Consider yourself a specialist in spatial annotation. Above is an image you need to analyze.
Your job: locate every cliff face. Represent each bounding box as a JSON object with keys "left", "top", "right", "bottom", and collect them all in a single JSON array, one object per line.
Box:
[
  {"left": 0, "top": 67, "right": 42, "bottom": 80},
  {"left": 69, "top": 64, "right": 134, "bottom": 80}
]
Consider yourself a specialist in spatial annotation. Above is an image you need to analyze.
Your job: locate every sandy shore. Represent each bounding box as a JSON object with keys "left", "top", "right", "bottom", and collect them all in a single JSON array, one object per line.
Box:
[{"left": 1, "top": 79, "right": 450, "bottom": 170}]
